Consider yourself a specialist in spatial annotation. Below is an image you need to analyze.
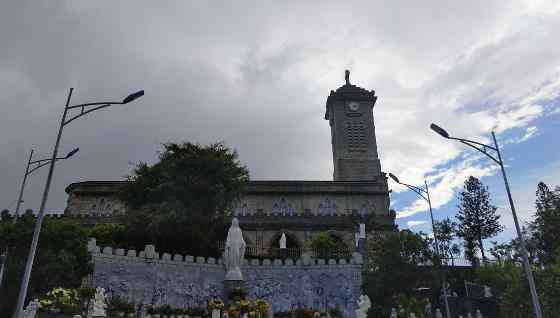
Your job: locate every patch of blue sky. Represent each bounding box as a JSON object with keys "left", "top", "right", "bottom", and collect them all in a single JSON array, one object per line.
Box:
[{"left": 394, "top": 110, "right": 559, "bottom": 244}]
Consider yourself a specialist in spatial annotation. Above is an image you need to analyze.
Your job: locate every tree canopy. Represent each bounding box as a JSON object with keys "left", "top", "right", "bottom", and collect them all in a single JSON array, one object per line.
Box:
[
  {"left": 0, "top": 214, "right": 92, "bottom": 317},
  {"left": 532, "top": 182, "right": 560, "bottom": 265},
  {"left": 363, "top": 230, "right": 434, "bottom": 317},
  {"left": 456, "top": 176, "right": 503, "bottom": 263},
  {"left": 117, "top": 142, "right": 250, "bottom": 257}
]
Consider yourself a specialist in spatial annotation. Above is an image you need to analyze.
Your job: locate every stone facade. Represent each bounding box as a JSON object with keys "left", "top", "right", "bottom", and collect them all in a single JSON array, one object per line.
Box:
[
  {"left": 89, "top": 240, "right": 363, "bottom": 317},
  {"left": 65, "top": 178, "right": 393, "bottom": 250}
]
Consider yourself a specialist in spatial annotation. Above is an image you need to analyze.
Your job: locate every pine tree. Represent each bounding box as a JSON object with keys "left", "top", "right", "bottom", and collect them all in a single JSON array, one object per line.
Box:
[
  {"left": 455, "top": 176, "right": 503, "bottom": 263},
  {"left": 533, "top": 182, "right": 560, "bottom": 264},
  {"left": 434, "top": 218, "right": 457, "bottom": 264}
]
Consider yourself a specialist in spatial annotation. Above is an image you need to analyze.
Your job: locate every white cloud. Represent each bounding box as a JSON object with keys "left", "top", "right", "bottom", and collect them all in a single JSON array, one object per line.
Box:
[
  {"left": 504, "top": 126, "right": 539, "bottom": 145},
  {"left": 407, "top": 220, "right": 427, "bottom": 228},
  {"left": 396, "top": 157, "right": 499, "bottom": 219},
  {"left": 1, "top": 0, "right": 560, "bottom": 220}
]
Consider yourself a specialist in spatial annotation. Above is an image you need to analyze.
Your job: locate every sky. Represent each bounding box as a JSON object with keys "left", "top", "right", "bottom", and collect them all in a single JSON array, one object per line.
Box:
[{"left": 1, "top": 1, "right": 559, "bottom": 244}]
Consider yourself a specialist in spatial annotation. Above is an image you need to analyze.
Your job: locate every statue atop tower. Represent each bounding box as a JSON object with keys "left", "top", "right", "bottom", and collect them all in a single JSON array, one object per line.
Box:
[{"left": 325, "top": 70, "right": 382, "bottom": 181}]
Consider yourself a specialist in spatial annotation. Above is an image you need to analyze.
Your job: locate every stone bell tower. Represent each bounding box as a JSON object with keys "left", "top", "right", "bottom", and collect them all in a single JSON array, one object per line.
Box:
[{"left": 325, "top": 70, "right": 382, "bottom": 181}]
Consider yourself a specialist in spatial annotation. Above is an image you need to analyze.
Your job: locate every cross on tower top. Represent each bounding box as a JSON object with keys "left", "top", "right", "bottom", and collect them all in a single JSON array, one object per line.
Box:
[{"left": 345, "top": 70, "right": 350, "bottom": 85}]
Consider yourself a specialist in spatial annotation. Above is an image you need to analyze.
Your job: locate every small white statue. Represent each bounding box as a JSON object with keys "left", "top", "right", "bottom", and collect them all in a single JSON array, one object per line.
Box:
[
  {"left": 144, "top": 244, "right": 156, "bottom": 259},
  {"left": 475, "top": 309, "right": 483, "bottom": 318},
  {"left": 483, "top": 285, "right": 493, "bottom": 298},
  {"left": 280, "top": 233, "right": 287, "bottom": 249},
  {"left": 359, "top": 223, "right": 366, "bottom": 239},
  {"left": 435, "top": 308, "right": 443, "bottom": 318},
  {"left": 355, "top": 294, "right": 371, "bottom": 318},
  {"left": 91, "top": 287, "right": 108, "bottom": 317},
  {"left": 424, "top": 301, "right": 432, "bottom": 318},
  {"left": 22, "top": 299, "right": 40, "bottom": 318},
  {"left": 389, "top": 308, "right": 397, "bottom": 318},
  {"left": 409, "top": 313, "right": 417, "bottom": 318},
  {"left": 224, "top": 218, "right": 246, "bottom": 281},
  {"left": 467, "top": 313, "right": 473, "bottom": 318}
]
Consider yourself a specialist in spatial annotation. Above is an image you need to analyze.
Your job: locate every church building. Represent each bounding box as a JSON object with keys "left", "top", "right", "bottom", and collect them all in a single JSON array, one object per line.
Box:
[{"left": 64, "top": 71, "right": 395, "bottom": 255}]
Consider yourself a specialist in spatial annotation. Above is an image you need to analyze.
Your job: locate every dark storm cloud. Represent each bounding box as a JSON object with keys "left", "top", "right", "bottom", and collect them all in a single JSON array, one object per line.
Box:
[{"left": 1, "top": 0, "right": 559, "bottom": 221}]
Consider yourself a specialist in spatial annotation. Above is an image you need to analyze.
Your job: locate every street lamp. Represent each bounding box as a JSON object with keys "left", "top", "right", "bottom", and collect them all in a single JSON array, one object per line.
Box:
[
  {"left": 12, "top": 148, "right": 80, "bottom": 220},
  {"left": 13, "top": 88, "right": 144, "bottom": 318},
  {"left": 430, "top": 123, "right": 543, "bottom": 318},
  {"left": 388, "top": 173, "right": 452, "bottom": 318},
  {"left": 0, "top": 148, "right": 79, "bottom": 290}
]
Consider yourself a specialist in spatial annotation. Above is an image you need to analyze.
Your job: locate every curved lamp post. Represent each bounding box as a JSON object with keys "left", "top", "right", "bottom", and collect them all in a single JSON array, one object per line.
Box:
[
  {"left": 13, "top": 148, "right": 80, "bottom": 221},
  {"left": 430, "top": 123, "right": 543, "bottom": 318},
  {"left": 388, "top": 173, "right": 452, "bottom": 318},
  {"left": 13, "top": 88, "right": 144, "bottom": 318},
  {"left": 0, "top": 148, "right": 79, "bottom": 290}
]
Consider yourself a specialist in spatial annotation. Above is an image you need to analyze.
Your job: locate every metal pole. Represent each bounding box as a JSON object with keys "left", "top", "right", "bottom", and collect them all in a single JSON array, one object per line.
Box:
[
  {"left": 425, "top": 181, "right": 451, "bottom": 318},
  {"left": 13, "top": 88, "right": 73, "bottom": 318},
  {"left": 492, "top": 131, "right": 543, "bottom": 318},
  {"left": 0, "top": 250, "right": 5, "bottom": 290},
  {"left": 0, "top": 150, "right": 34, "bottom": 290},
  {"left": 13, "top": 149, "right": 34, "bottom": 221}
]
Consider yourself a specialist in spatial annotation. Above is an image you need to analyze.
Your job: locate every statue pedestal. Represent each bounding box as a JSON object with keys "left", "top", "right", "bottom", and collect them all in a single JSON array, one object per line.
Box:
[{"left": 224, "top": 279, "right": 244, "bottom": 299}]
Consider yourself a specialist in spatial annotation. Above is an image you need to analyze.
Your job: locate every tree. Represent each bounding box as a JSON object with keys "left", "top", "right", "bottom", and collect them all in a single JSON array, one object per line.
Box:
[
  {"left": 455, "top": 176, "right": 503, "bottom": 263},
  {"left": 532, "top": 182, "right": 560, "bottom": 264},
  {"left": 474, "top": 253, "right": 560, "bottom": 318},
  {"left": 305, "top": 232, "right": 349, "bottom": 258},
  {"left": 433, "top": 218, "right": 458, "bottom": 264},
  {"left": 363, "top": 230, "right": 433, "bottom": 317},
  {"left": 471, "top": 182, "right": 560, "bottom": 317},
  {"left": 0, "top": 215, "right": 91, "bottom": 317},
  {"left": 120, "top": 142, "right": 249, "bottom": 257},
  {"left": 489, "top": 241, "right": 514, "bottom": 263}
]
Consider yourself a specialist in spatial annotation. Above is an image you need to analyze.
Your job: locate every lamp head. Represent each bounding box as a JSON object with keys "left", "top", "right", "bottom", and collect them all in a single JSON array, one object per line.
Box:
[
  {"left": 430, "top": 123, "right": 450, "bottom": 139},
  {"left": 65, "top": 148, "right": 80, "bottom": 159},
  {"left": 122, "top": 90, "right": 144, "bottom": 104},
  {"left": 388, "top": 173, "right": 400, "bottom": 184}
]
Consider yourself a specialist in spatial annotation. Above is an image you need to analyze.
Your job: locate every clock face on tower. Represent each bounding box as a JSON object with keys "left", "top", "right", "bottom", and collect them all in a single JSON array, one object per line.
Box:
[{"left": 346, "top": 101, "right": 361, "bottom": 117}]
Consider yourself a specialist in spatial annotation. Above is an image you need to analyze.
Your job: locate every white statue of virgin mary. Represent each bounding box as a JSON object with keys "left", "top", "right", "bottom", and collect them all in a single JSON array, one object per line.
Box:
[{"left": 224, "top": 218, "right": 246, "bottom": 280}]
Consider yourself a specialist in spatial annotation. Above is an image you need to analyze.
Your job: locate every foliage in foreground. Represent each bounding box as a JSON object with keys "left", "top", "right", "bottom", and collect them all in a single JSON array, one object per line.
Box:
[
  {"left": 474, "top": 256, "right": 560, "bottom": 318},
  {"left": 0, "top": 214, "right": 92, "bottom": 317},
  {"left": 363, "top": 229, "right": 434, "bottom": 317}
]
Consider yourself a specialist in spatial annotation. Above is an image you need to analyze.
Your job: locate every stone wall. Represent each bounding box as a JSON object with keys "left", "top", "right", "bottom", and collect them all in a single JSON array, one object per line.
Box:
[{"left": 88, "top": 239, "right": 363, "bottom": 318}]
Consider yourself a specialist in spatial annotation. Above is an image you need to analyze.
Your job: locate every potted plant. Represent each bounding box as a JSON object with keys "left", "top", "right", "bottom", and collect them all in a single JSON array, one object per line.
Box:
[
  {"left": 208, "top": 298, "right": 225, "bottom": 318},
  {"left": 38, "top": 287, "right": 81, "bottom": 317}
]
